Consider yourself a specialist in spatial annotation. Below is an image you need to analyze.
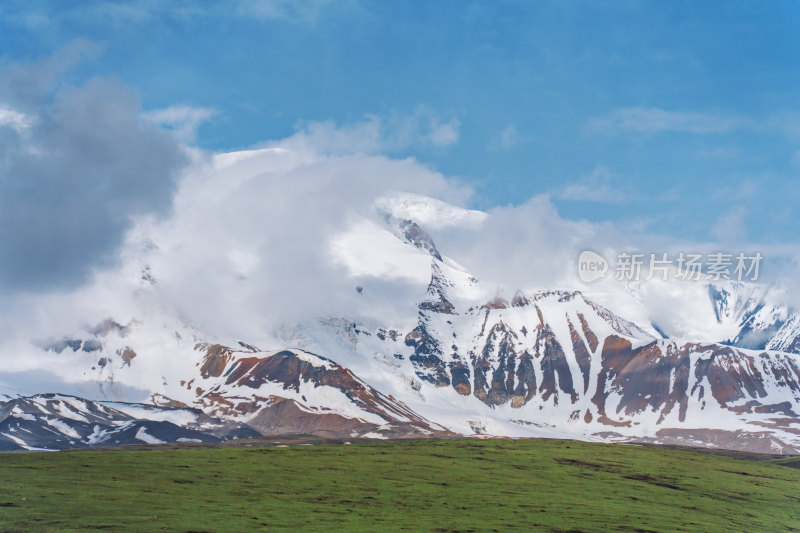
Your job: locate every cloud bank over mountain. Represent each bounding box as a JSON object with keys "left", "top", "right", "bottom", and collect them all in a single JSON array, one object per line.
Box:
[
  {"left": 2, "top": 45, "right": 800, "bottom": 360},
  {"left": 0, "top": 44, "right": 187, "bottom": 291},
  {"left": 3, "top": 110, "right": 800, "bottom": 349}
]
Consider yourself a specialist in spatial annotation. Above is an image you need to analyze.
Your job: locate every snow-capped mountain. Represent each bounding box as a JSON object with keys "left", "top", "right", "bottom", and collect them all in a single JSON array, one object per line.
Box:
[
  {"left": 708, "top": 282, "right": 791, "bottom": 350},
  {"left": 3, "top": 148, "right": 800, "bottom": 454},
  {"left": 704, "top": 280, "right": 800, "bottom": 356},
  {"left": 0, "top": 394, "right": 259, "bottom": 451}
]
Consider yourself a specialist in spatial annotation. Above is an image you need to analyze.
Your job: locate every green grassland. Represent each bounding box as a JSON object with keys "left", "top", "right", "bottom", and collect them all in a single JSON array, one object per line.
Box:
[{"left": 0, "top": 438, "right": 798, "bottom": 532}]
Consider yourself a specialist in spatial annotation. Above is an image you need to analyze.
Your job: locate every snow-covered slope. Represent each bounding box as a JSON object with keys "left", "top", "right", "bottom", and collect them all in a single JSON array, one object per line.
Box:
[{"left": 768, "top": 315, "right": 800, "bottom": 354}]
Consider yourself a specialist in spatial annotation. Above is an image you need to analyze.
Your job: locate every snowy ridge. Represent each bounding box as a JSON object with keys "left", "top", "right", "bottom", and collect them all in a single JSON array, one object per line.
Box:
[{"left": 374, "top": 192, "right": 487, "bottom": 230}]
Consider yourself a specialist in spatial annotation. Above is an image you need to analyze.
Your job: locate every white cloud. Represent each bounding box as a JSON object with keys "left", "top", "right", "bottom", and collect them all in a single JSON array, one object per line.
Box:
[
  {"left": 588, "top": 107, "right": 747, "bottom": 134},
  {"left": 142, "top": 105, "right": 217, "bottom": 143},
  {"left": 555, "top": 165, "right": 630, "bottom": 203},
  {"left": 0, "top": 108, "right": 32, "bottom": 131},
  {"left": 113, "top": 134, "right": 469, "bottom": 338},
  {"left": 285, "top": 117, "right": 384, "bottom": 154},
  {"left": 433, "top": 195, "right": 598, "bottom": 291}
]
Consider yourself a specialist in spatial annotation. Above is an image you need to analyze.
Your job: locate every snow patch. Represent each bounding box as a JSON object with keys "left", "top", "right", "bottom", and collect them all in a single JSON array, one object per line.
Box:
[{"left": 135, "top": 426, "right": 165, "bottom": 444}]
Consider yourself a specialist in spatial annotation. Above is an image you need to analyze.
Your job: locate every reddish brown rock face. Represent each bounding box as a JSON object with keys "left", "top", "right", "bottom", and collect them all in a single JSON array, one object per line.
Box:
[
  {"left": 578, "top": 313, "right": 599, "bottom": 352},
  {"left": 244, "top": 396, "right": 372, "bottom": 437},
  {"left": 591, "top": 336, "right": 691, "bottom": 425},
  {"left": 692, "top": 346, "right": 768, "bottom": 407},
  {"left": 191, "top": 345, "right": 448, "bottom": 438},
  {"left": 118, "top": 347, "right": 137, "bottom": 366},
  {"left": 568, "top": 319, "right": 592, "bottom": 393},
  {"left": 197, "top": 343, "right": 235, "bottom": 379},
  {"left": 482, "top": 297, "right": 509, "bottom": 310}
]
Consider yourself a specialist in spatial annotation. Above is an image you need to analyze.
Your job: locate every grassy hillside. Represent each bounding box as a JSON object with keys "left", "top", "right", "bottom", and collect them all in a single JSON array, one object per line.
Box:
[{"left": 0, "top": 438, "right": 798, "bottom": 531}]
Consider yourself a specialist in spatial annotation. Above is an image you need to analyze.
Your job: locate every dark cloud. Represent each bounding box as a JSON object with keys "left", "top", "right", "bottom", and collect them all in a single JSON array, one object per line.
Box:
[{"left": 0, "top": 46, "right": 187, "bottom": 290}]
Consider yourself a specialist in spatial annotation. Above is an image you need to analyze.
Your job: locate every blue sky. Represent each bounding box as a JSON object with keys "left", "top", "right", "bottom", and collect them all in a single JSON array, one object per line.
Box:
[{"left": 2, "top": 0, "right": 800, "bottom": 248}]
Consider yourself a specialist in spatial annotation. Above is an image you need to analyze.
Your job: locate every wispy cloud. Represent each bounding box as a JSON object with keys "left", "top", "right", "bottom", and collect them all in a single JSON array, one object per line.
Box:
[
  {"left": 0, "top": 39, "right": 102, "bottom": 105},
  {"left": 142, "top": 105, "right": 217, "bottom": 143},
  {"left": 488, "top": 125, "right": 526, "bottom": 151},
  {"left": 81, "top": 0, "right": 163, "bottom": 22},
  {"left": 711, "top": 206, "right": 748, "bottom": 243},
  {"left": 694, "top": 146, "right": 742, "bottom": 160},
  {"left": 710, "top": 178, "right": 760, "bottom": 203},
  {"left": 286, "top": 108, "right": 461, "bottom": 155},
  {"left": 428, "top": 117, "right": 461, "bottom": 147},
  {"left": 236, "top": 0, "right": 335, "bottom": 22},
  {"left": 555, "top": 166, "right": 631, "bottom": 203},
  {"left": 588, "top": 107, "right": 748, "bottom": 134},
  {"left": 7, "top": 0, "right": 340, "bottom": 26}
]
